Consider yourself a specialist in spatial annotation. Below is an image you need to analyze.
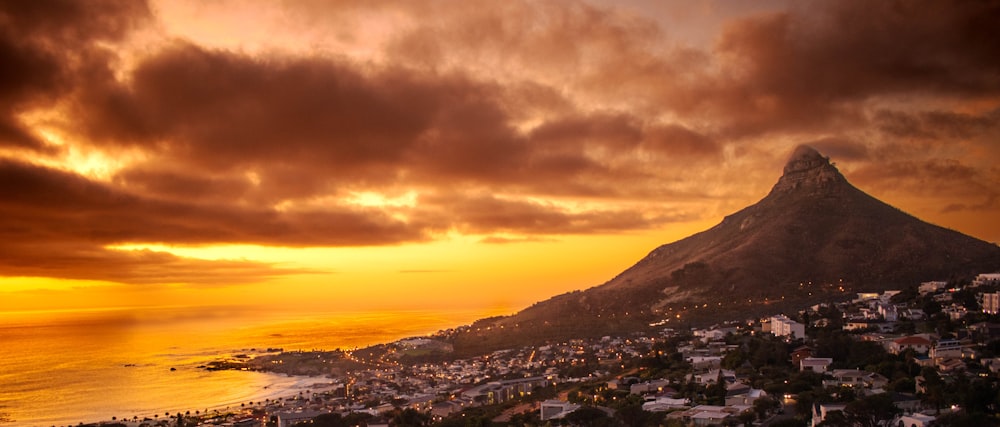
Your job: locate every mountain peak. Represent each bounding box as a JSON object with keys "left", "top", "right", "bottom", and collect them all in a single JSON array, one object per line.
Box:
[
  {"left": 457, "top": 145, "right": 1000, "bottom": 351},
  {"left": 771, "top": 145, "right": 846, "bottom": 194}
]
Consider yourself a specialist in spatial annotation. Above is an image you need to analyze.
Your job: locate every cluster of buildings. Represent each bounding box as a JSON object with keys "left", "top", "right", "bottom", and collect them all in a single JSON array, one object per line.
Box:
[{"left": 97, "top": 273, "right": 999, "bottom": 427}]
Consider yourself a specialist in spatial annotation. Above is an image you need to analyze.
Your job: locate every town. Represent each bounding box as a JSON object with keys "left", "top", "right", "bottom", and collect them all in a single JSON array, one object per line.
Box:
[{"left": 91, "top": 273, "right": 1000, "bottom": 427}]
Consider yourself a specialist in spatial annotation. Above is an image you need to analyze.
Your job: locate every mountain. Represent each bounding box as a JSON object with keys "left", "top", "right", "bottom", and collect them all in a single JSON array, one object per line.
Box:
[{"left": 450, "top": 146, "right": 1000, "bottom": 354}]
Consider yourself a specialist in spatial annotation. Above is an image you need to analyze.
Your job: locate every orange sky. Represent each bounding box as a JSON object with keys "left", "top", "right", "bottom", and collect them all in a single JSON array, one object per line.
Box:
[{"left": 1, "top": 0, "right": 998, "bottom": 315}]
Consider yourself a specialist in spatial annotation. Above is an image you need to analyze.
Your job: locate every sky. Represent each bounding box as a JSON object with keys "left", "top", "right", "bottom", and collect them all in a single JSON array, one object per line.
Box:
[{"left": 1, "top": 0, "right": 998, "bottom": 315}]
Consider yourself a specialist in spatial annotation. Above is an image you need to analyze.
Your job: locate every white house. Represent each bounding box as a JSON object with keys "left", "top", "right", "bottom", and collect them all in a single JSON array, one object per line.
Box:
[
  {"left": 983, "top": 292, "right": 999, "bottom": 315},
  {"left": 800, "top": 357, "right": 833, "bottom": 373},
  {"left": 931, "top": 339, "right": 963, "bottom": 359},
  {"left": 890, "top": 336, "right": 932, "bottom": 355},
  {"left": 770, "top": 315, "right": 805, "bottom": 339},
  {"left": 540, "top": 400, "right": 580, "bottom": 421}
]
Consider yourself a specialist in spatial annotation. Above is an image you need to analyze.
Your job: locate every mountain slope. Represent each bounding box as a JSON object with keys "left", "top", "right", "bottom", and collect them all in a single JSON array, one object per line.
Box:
[
  {"left": 604, "top": 145, "right": 998, "bottom": 297},
  {"left": 452, "top": 146, "right": 1000, "bottom": 353}
]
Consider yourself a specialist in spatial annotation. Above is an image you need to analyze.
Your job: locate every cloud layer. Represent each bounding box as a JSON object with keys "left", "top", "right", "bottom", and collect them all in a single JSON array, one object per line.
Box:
[{"left": 1, "top": 0, "right": 998, "bottom": 284}]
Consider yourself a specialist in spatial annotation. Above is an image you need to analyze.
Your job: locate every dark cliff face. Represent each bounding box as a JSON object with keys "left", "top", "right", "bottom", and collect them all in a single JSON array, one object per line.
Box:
[
  {"left": 770, "top": 145, "right": 846, "bottom": 194},
  {"left": 598, "top": 145, "right": 1000, "bottom": 299},
  {"left": 457, "top": 145, "right": 1000, "bottom": 350}
]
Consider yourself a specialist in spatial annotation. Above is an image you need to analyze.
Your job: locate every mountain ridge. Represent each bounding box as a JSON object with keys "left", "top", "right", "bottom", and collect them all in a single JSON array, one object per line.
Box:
[{"left": 450, "top": 145, "right": 1000, "bottom": 354}]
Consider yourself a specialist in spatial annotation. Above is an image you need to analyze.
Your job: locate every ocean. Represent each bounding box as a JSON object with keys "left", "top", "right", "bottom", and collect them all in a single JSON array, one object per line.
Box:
[{"left": 0, "top": 306, "right": 488, "bottom": 427}]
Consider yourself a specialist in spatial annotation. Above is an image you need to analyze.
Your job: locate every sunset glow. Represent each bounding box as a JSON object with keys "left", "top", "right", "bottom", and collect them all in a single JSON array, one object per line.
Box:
[{"left": 1, "top": 0, "right": 998, "bottom": 318}]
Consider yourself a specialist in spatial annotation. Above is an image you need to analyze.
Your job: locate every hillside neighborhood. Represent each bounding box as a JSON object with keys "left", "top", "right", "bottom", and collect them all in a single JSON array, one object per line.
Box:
[{"left": 93, "top": 273, "right": 1000, "bottom": 427}]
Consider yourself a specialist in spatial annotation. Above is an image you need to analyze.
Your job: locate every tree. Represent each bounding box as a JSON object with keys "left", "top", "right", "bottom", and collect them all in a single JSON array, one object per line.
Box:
[
  {"left": 816, "top": 410, "right": 849, "bottom": 427},
  {"left": 390, "top": 408, "right": 429, "bottom": 427},
  {"left": 932, "top": 411, "right": 1000, "bottom": 427},
  {"left": 509, "top": 410, "right": 541, "bottom": 427},
  {"left": 919, "top": 367, "right": 946, "bottom": 413},
  {"left": 705, "top": 369, "right": 728, "bottom": 405},
  {"left": 305, "top": 413, "right": 346, "bottom": 427},
  {"left": 752, "top": 396, "right": 781, "bottom": 420},
  {"left": 962, "top": 378, "right": 999, "bottom": 415},
  {"left": 562, "top": 406, "right": 613, "bottom": 427},
  {"left": 842, "top": 393, "right": 901, "bottom": 427},
  {"left": 614, "top": 400, "right": 664, "bottom": 427}
]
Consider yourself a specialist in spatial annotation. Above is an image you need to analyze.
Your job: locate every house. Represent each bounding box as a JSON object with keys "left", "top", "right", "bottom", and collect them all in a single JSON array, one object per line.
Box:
[
  {"left": 275, "top": 410, "right": 329, "bottom": 427},
  {"left": 897, "top": 413, "right": 936, "bottom": 427},
  {"left": 825, "top": 369, "right": 888, "bottom": 389},
  {"left": 693, "top": 369, "right": 735, "bottom": 385},
  {"left": 936, "top": 358, "right": 965, "bottom": 372},
  {"left": 431, "top": 401, "right": 465, "bottom": 418},
  {"left": 540, "top": 400, "right": 580, "bottom": 421},
  {"left": 687, "top": 356, "right": 722, "bottom": 370},
  {"left": 889, "top": 336, "right": 932, "bottom": 354},
  {"left": 943, "top": 304, "right": 968, "bottom": 320},
  {"left": 790, "top": 346, "right": 814, "bottom": 366},
  {"left": 642, "top": 397, "right": 690, "bottom": 412},
  {"left": 691, "top": 410, "right": 730, "bottom": 426},
  {"left": 629, "top": 379, "right": 670, "bottom": 395},
  {"left": 811, "top": 403, "right": 846, "bottom": 427},
  {"left": 800, "top": 357, "right": 833, "bottom": 373},
  {"left": 973, "top": 273, "right": 1000, "bottom": 287},
  {"left": 931, "top": 339, "right": 963, "bottom": 359},
  {"left": 668, "top": 405, "right": 734, "bottom": 427},
  {"left": 877, "top": 303, "right": 898, "bottom": 321},
  {"left": 968, "top": 322, "right": 1000, "bottom": 339},
  {"left": 982, "top": 292, "right": 999, "bottom": 315},
  {"left": 890, "top": 392, "right": 922, "bottom": 414},
  {"left": 980, "top": 357, "right": 1000, "bottom": 374},
  {"left": 725, "top": 385, "right": 767, "bottom": 406},
  {"left": 771, "top": 315, "right": 805, "bottom": 339}
]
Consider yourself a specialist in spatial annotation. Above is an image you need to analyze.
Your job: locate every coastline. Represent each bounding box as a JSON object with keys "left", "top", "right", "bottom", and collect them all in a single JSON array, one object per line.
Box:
[{"left": 0, "top": 307, "right": 498, "bottom": 427}]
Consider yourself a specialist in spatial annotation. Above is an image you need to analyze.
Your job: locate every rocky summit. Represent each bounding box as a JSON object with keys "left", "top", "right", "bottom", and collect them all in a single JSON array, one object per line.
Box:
[{"left": 452, "top": 146, "right": 1000, "bottom": 353}]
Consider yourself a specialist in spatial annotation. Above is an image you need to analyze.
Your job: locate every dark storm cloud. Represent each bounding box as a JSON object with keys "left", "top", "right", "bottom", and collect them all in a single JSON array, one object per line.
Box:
[
  {"left": 696, "top": 0, "right": 1000, "bottom": 137},
  {"left": 0, "top": 159, "right": 427, "bottom": 247},
  {"left": 77, "top": 43, "right": 431, "bottom": 171},
  {"left": 874, "top": 109, "right": 1000, "bottom": 141},
  {"left": 849, "top": 158, "right": 1000, "bottom": 204},
  {"left": 0, "top": 156, "right": 678, "bottom": 284},
  {"left": 0, "top": 0, "right": 150, "bottom": 152},
  {"left": 0, "top": 159, "right": 422, "bottom": 283},
  {"left": 76, "top": 43, "right": 555, "bottom": 191},
  {"left": 414, "top": 193, "right": 692, "bottom": 235},
  {"left": 113, "top": 167, "right": 255, "bottom": 203},
  {"left": 0, "top": 242, "right": 307, "bottom": 285},
  {"left": 73, "top": 42, "right": 717, "bottom": 201},
  {"left": 941, "top": 194, "right": 998, "bottom": 214}
]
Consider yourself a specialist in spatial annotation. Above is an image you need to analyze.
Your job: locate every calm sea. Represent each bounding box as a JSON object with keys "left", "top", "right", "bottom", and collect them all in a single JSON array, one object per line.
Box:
[{"left": 0, "top": 306, "right": 488, "bottom": 427}]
